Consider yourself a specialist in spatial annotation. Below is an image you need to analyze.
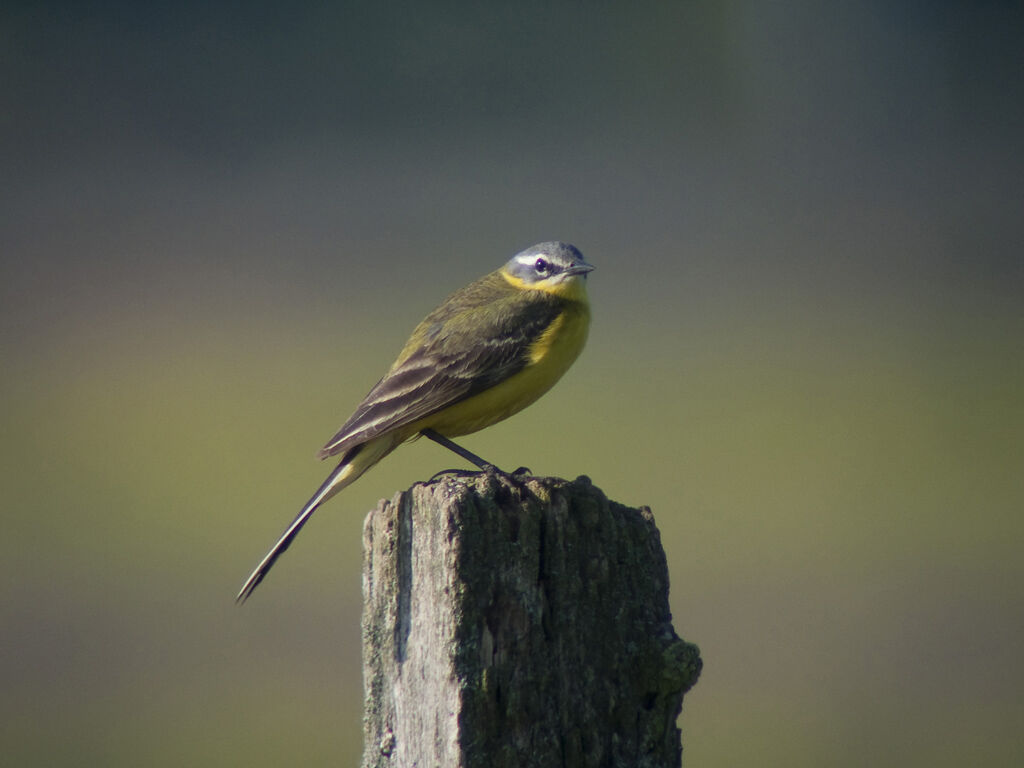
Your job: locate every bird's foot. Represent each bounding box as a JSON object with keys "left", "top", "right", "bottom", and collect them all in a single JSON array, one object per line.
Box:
[
  {"left": 429, "top": 467, "right": 485, "bottom": 481},
  {"left": 429, "top": 464, "right": 530, "bottom": 482}
]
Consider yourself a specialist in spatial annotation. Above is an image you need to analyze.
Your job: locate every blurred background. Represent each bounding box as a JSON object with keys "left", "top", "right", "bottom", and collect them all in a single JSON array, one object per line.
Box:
[{"left": 2, "top": 1, "right": 1022, "bottom": 765}]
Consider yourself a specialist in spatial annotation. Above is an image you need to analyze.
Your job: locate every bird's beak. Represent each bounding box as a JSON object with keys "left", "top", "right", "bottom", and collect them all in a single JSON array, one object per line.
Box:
[{"left": 565, "top": 260, "right": 595, "bottom": 277}]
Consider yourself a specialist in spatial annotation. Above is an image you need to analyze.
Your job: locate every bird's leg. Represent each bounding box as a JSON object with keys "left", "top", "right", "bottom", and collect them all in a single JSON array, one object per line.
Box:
[
  {"left": 421, "top": 428, "right": 497, "bottom": 472},
  {"left": 421, "top": 429, "right": 533, "bottom": 480}
]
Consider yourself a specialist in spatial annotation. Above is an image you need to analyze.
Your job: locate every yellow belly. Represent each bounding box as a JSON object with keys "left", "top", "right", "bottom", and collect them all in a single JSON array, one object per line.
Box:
[{"left": 404, "top": 303, "right": 590, "bottom": 440}]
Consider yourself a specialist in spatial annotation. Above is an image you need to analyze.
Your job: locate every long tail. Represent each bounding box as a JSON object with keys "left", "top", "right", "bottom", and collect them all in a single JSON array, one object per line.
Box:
[{"left": 235, "top": 437, "right": 394, "bottom": 603}]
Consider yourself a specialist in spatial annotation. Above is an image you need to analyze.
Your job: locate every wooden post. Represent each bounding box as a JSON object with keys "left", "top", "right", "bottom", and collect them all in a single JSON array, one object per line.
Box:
[{"left": 361, "top": 472, "right": 701, "bottom": 768}]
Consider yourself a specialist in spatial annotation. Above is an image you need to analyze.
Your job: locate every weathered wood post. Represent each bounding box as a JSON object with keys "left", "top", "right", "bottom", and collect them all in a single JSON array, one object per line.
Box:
[{"left": 361, "top": 472, "right": 701, "bottom": 768}]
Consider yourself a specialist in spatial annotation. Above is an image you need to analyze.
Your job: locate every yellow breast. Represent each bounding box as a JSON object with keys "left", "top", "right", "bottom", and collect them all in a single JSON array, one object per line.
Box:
[{"left": 407, "top": 301, "right": 590, "bottom": 439}]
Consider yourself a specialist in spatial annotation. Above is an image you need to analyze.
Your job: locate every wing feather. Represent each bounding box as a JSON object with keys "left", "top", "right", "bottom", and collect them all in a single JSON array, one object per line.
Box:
[{"left": 318, "top": 283, "right": 563, "bottom": 459}]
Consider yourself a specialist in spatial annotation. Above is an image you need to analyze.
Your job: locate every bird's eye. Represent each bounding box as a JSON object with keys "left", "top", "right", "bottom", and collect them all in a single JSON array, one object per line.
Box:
[{"left": 534, "top": 257, "right": 549, "bottom": 274}]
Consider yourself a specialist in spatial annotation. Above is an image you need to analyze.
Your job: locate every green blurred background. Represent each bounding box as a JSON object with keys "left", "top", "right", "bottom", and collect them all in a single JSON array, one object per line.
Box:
[{"left": 3, "top": 2, "right": 1022, "bottom": 765}]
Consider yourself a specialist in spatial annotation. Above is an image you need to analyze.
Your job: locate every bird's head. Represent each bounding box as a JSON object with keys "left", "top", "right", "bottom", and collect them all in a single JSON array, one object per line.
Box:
[{"left": 500, "top": 242, "right": 594, "bottom": 300}]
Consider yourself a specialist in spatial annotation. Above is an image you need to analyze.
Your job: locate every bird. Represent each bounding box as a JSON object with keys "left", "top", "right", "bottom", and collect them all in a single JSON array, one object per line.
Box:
[{"left": 236, "top": 241, "right": 594, "bottom": 602}]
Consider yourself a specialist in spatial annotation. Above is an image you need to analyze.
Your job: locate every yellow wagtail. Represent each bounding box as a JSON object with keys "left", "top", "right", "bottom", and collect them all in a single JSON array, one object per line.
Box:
[{"left": 237, "top": 241, "right": 594, "bottom": 602}]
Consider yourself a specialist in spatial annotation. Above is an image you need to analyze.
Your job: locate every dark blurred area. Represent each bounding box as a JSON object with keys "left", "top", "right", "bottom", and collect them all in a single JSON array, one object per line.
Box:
[{"left": 2, "top": 2, "right": 1022, "bottom": 766}]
